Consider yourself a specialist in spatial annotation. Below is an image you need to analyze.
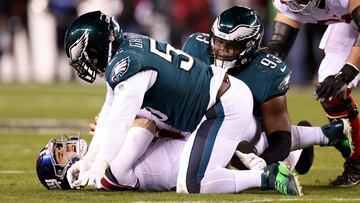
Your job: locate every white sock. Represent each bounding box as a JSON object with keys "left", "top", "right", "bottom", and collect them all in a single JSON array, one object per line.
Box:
[
  {"left": 291, "top": 125, "right": 328, "bottom": 150},
  {"left": 199, "top": 167, "right": 263, "bottom": 193},
  {"left": 283, "top": 149, "right": 302, "bottom": 170}
]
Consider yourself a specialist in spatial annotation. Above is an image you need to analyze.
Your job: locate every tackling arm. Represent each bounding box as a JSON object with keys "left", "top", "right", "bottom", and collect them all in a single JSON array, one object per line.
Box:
[
  {"left": 81, "top": 70, "right": 157, "bottom": 189},
  {"left": 258, "top": 95, "right": 292, "bottom": 164}
]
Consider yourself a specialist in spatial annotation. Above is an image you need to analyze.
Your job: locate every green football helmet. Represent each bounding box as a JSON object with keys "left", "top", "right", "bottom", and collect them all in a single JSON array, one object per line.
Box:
[
  {"left": 64, "top": 11, "right": 122, "bottom": 83},
  {"left": 210, "top": 6, "right": 263, "bottom": 69},
  {"left": 285, "top": 0, "right": 321, "bottom": 15}
]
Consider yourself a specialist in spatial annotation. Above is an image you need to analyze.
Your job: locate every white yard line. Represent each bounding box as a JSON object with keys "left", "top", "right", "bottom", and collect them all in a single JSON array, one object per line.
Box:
[
  {"left": 0, "top": 119, "right": 90, "bottom": 132},
  {"left": 0, "top": 170, "right": 26, "bottom": 174}
]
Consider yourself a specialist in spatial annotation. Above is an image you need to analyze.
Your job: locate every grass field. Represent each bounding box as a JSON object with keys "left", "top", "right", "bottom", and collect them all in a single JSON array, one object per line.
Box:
[{"left": 0, "top": 84, "right": 360, "bottom": 202}]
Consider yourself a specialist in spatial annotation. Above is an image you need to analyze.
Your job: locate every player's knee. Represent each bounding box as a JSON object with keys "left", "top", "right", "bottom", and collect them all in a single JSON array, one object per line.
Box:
[
  {"left": 320, "top": 95, "right": 358, "bottom": 120},
  {"left": 176, "top": 175, "right": 200, "bottom": 193},
  {"left": 176, "top": 182, "right": 189, "bottom": 194},
  {"left": 132, "top": 118, "right": 157, "bottom": 134}
]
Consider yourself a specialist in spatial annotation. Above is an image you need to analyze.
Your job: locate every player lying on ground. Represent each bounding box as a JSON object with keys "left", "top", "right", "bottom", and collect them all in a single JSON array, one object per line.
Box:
[
  {"left": 36, "top": 113, "right": 352, "bottom": 195},
  {"left": 36, "top": 119, "right": 302, "bottom": 195}
]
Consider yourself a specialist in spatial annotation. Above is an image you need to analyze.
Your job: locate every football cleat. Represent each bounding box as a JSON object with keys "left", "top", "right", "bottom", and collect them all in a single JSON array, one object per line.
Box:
[
  {"left": 261, "top": 162, "right": 303, "bottom": 196},
  {"left": 329, "top": 158, "right": 360, "bottom": 187},
  {"left": 294, "top": 120, "right": 315, "bottom": 175},
  {"left": 321, "top": 119, "right": 354, "bottom": 158}
]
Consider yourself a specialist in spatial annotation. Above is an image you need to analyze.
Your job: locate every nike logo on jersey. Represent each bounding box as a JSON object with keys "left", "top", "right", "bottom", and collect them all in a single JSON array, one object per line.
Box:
[
  {"left": 111, "top": 57, "right": 130, "bottom": 82},
  {"left": 280, "top": 65, "right": 287, "bottom": 72}
]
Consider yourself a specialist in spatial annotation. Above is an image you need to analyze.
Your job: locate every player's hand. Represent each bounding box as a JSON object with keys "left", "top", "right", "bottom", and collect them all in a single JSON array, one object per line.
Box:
[
  {"left": 314, "top": 75, "right": 348, "bottom": 101},
  {"left": 77, "top": 159, "right": 108, "bottom": 190},
  {"left": 235, "top": 151, "right": 267, "bottom": 170},
  {"left": 66, "top": 161, "right": 80, "bottom": 189},
  {"left": 89, "top": 115, "right": 98, "bottom": 136},
  {"left": 315, "top": 63, "right": 359, "bottom": 101},
  {"left": 67, "top": 157, "right": 92, "bottom": 189}
]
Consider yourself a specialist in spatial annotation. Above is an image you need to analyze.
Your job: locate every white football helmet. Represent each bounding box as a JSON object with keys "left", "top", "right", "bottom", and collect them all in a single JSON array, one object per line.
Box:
[{"left": 285, "top": 0, "right": 321, "bottom": 15}]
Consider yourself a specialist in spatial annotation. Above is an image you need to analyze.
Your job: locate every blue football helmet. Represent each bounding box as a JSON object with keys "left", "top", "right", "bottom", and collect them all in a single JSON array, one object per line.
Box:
[{"left": 36, "top": 133, "right": 88, "bottom": 190}]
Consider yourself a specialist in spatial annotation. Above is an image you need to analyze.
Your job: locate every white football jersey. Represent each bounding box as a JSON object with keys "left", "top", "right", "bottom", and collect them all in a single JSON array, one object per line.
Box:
[{"left": 273, "top": 0, "right": 354, "bottom": 26}]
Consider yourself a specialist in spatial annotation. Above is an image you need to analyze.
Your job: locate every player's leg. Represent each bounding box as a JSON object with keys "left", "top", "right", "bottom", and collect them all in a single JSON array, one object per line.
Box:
[
  {"left": 318, "top": 23, "right": 360, "bottom": 186},
  {"left": 291, "top": 119, "right": 352, "bottom": 158},
  {"left": 293, "top": 120, "right": 314, "bottom": 175},
  {"left": 176, "top": 77, "right": 302, "bottom": 195},
  {"left": 101, "top": 118, "right": 156, "bottom": 191}
]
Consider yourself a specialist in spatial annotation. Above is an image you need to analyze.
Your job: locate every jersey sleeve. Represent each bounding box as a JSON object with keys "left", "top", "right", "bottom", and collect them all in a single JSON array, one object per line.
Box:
[
  {"left": 266, "top": 60, "right": 291, "bottom": 101},
  {"left": 105, "top": 51, "right": 144, "bottom": 90},
  {"left": 97, "top": 71, "right": 155, "bottom": 164},
  {"left": 181, "top": 33, "right": 197, "bottom": 54},
  {"left": 182, "top": 32, "right": 211, "bottom": 64}
]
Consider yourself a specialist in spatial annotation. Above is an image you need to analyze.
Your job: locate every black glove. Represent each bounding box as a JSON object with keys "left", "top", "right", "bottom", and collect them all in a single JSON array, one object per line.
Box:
[{"left": 315, "top": 63, "right": 359, "bottom": 100}]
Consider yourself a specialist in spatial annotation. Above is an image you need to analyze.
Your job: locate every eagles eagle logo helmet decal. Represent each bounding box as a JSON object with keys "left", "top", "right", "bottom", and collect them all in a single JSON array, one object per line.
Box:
[
  {"left": 111, "top": 57, "right": 130, "bottom": 82},
  {"left": 69, "top": 31, "right": 89, "bottom": 62}
]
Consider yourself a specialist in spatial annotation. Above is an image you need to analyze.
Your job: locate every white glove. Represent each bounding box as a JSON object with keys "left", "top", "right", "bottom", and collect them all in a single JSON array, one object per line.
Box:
[
  {"left": 66, "top": 157, "right": 92, "bottom": 189},
  {"left": 77, "top": 159, "right": 108, "bottom": 190},
  {"left": 235, "top": 150, "right": 267, "bottom": 170}
]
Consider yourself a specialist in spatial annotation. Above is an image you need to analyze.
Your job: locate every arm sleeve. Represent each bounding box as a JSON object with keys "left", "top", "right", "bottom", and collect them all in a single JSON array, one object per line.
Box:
[
  {"left": 259, "top": 131, "right": 291, "bottom": 164},
  {"left": 95, "top": 70, "right": 157, "bottom": 164},
  {"left": 84, "top": 84, "right": 114, "bottom": 161},
  {"left": 267, "top": 21, "right": 299, "bottom": 59}
]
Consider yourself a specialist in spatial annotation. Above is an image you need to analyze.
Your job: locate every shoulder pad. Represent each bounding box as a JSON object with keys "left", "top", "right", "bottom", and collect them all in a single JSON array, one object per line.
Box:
[{"left": 105, "top": 51, "right": 143, "bottom": 89}]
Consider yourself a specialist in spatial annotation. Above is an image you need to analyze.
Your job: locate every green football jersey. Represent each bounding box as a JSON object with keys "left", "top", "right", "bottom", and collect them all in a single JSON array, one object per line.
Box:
[
  {"left": 182, "top": 32, "right": 291, "bottom": 117},
  {"left": 105, "top": 33, "right": 214, "bottom": 132}
]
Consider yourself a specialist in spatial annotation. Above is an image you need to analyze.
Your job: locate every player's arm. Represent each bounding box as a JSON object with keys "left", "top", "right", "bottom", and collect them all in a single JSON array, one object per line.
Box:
[
  {"left": 80, "top": 70, "right": 157, "bottom": 190},
  {"left": 258, "top": 95, "right": 292, "bottom": 165},
  {"left": 315, "top": 0, "right": 360, "bottom": 100},
  {"left": 347, "top": 0, "right": 360, "bottom": 73},
  {"left": 267, "top": 12, "right": 301, "bottom": 59},
  {"left": 67, "top": 84, "right": 114, "bottom": 189}
]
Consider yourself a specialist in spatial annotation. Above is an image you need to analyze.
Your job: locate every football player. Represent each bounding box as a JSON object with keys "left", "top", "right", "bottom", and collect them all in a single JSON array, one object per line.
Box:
[
  {"left": 36, "top": 133, "right": 88, "bottom": 189},
  {"left": 181, "top": 5, "right": 352, "bottom": 174},
  {"left": 269, "top": 0, "right": 360, "bottom": 186},
  {"left": 62, "top": 11, "right": 302, "bottom": 195},
  {"left": 37, "top": 116, "right": 351, "bottom": 194},
  {"left": 36, "top": 119, "right": 303, "bottom": 195}
]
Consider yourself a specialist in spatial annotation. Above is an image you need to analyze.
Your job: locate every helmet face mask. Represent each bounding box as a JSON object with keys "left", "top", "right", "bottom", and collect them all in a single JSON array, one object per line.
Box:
[
  {"left": 67, "top": 31, "right": 100, "bottom": 83},
  {"left": 36, "top": 133, "right": 88, "bottom": 190},
  {"left": 210, "top": 6, "right": 263, "bottom": 69},
  {"left": 64, "top": 11, "right": 122, "bottom": 83},
  {"left": 285, "top": 0, "right": 321, "bottom": 15}
]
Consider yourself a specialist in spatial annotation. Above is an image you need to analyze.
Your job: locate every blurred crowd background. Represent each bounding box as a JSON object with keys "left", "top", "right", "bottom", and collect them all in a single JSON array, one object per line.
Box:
[{"left": 0, "top": 0, "right": 327, "bottom": 86}]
